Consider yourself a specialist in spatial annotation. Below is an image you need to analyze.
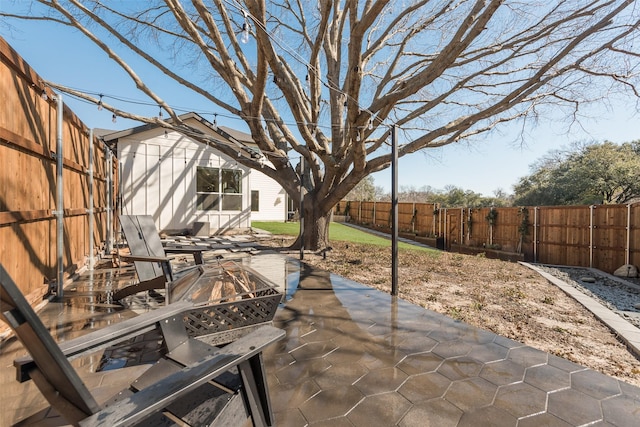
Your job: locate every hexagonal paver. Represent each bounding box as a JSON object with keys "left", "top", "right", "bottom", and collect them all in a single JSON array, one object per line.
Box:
[
  {"left": 289, "top": 340, "right": 338, "bottom": 361},
  {"left": 398, "top": 372, "right": 451, "bottom": 403},
  {"left": 547, "top": 354, "right": 585, "bottom": 374},
  {"left": 389, "top": 333, "right": 438, "bottom": 355},
  {"left": 399, "top": 398, "right": 463, "bottom": 427},
  {"left": 457, "top": 405, "right": 517, "bottom": 427},
  {"left": 507, "top": 346, "right": 548, "bottom": 368},
  {"left": 479, "top": 360, "right": 525, "bottom": 386},
  {"left": 273, "top": 408, "right": 308, "bottom": 426},
  {"left": 432, "top": 340, "right": 473, "bottom": 359},
  {"left": 467, "top": 342, "right": 509, "bottom": 363},
  {"left": 493, "top": 382, "right": 547, "bottom": 418},
  {"left": 354, "top": 366, "right": 408, "bottom": 395},
  {"left": 269, "top": 379, "right": 321, "bottom": 412},
  {"left": 524, "top": 364, "right": 571, "bottom": 392},
  {"left": 602, "top": 394, "right": 640, "bottom": 426},
  {"left": 299, "top": 385, "right": 364, "bottom": 423},
  {"left": 300, "top": 326, "right": 341, "bottom": 343},
  {"left": 359, "top": 344, "right": 407, "bottom": 370},
  {"left": 548, "top": 389, "right": 603, "bottom": 425},
  {"left": 347, "top": 392, "right": 412, "bottom": 426},
  {"left": 274, "top": 357, "right": 331, "bottom": 385},
  {"left": 571, "top": 369, "right": 622, "bottom": 400},
  {"left": 313, "top": 362, "right": 369, "bottom": 389},
  {"left": 444, "top": 377, "right": 498, "bottom": 411},
  {"left": 396, "top": 352, "right": 444, "bottom": 376},
  {"left": 437, "top": 356, "right": 483, "bottom": 381},
  {"left": 516, "top": 412, "right": 572, "bottom": 427}
]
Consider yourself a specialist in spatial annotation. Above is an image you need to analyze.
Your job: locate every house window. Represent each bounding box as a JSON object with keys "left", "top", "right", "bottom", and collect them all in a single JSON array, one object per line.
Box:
[
  {"left": 196, "top": 166, "right": 242, "bottom": 211},
  {"left": 251, "top": 190, "right": 259, "bottom": 211}
]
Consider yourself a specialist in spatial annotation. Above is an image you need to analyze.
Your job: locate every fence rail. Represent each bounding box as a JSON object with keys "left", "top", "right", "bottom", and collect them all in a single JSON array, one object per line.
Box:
[{"left": 335, "top": 201, "right": 640, "bottom": 274}]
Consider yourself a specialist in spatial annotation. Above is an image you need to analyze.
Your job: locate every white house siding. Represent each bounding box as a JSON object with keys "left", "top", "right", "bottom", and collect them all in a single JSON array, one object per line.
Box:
[
  {"left": 118, "top": 122, "right": 253, "bottom": 234},
  {"left": 249, "top": 168, "right": 287, "bottom": 221}
]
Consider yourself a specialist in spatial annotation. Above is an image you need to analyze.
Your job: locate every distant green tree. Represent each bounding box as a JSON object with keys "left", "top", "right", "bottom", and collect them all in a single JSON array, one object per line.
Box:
[{"left": 514, "top": 141, "right": 640, "bottom": 205}]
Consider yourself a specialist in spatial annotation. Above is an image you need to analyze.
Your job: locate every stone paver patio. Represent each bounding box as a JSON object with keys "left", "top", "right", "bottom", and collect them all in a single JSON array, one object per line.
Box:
[{"left": 1, "top": 247, "right": 639, "bottom": 426}]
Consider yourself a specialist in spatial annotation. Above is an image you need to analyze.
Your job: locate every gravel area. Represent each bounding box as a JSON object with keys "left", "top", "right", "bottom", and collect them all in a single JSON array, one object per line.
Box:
[{"left": 537, "top": 265, "right": 640, "bottom": 329}]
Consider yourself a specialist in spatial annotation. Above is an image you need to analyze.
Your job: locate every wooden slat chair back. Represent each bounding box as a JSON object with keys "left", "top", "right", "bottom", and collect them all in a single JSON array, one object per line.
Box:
[
  {"left": 0, "top": 263, "right": 284, "bottom": 427},
  {"left": 0, "top": 265, "right": 100, "bottom": 421},
  {"left": 116, "top": 215, "right": 212, "bottom": 301},
  {"left": 119, "top": 214, "right": 172, "bottom": 286}
]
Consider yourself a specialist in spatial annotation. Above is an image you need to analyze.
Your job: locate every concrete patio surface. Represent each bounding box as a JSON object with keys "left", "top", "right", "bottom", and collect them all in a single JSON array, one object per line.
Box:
[{"left": 1, "top": 244, "right": 639, "bottom": 426}]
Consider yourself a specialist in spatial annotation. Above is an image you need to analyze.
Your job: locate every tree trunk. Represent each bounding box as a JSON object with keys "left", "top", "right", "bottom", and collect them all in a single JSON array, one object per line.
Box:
[{"left": 293, "top": 197, "right": 331, "bottom": 251}]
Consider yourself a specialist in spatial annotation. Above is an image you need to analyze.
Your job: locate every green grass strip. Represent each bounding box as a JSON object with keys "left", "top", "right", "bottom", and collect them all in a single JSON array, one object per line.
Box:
[{"left": 251, "top": 221, "right": 438, "bottom": 253}]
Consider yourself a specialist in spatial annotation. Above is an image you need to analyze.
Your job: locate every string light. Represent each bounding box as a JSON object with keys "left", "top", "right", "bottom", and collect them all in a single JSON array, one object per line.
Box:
[
  {"left": 41, "top": 89, "right": 48, "bottom": 101},
  {"left": 240, "top": 11, "right": 250, "bottom": 44},
  {"left": 112, "top": 113, "right": 117, "bottom": 123},
  {"left": 97, "top": 94, "right": 103, "bottom": 110},
  {"left": 51, "top": 82, "right": 392, "bottom": 135},
  {"left": 158, "top": 107, "right": 163, "bottom": 119}
]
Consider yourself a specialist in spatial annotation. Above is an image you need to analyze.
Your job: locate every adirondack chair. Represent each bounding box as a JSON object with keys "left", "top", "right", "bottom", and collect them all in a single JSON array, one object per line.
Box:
[
  {"left": 0, "top": 263, "right": 284, "bottom": 427},
  {"left": 115, "top": 215, "right": 214, "bottom": 301}
]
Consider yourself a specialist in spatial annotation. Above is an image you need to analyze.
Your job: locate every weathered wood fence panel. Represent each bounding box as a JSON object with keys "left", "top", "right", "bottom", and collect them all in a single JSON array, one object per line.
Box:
[
  {"left": 338, "top": 200, "right": 640, "bottom": 274},
  {"left": 0, "top": 36, "right": 114, "bottom": 303}
]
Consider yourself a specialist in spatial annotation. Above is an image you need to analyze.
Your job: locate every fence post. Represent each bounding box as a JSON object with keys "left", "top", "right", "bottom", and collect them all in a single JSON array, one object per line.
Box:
[
  {"left": 412, "top": 202, "right": 416, "bottom": 233},
  {"left": 534, "top": 206, "right": 538, "bottom": 263},
  {"left": 627, "top": 203, "right": 631, "bottom": 265},
  {"left": 373, "top": 202, "right": 376, "bottom": 226},
  {"left": 589, "top": 205, "right": 594, "bottom": 268},
  {"left": 460, "top": 208, "right": 464, "bottom": 245}
]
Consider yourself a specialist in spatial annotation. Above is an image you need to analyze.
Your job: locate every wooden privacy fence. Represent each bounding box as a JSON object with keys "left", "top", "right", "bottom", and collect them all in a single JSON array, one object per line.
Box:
[
  {"left": 0, "top": 36, "right": 116, "bottom": 304},
  {"left": 336, "top": 200, "right": 640, "bottom": 274}
]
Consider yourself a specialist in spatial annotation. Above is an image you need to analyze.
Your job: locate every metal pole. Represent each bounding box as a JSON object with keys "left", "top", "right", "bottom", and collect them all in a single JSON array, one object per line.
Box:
[
  {"left": 88, "top": 129, "right": 95, "bottom": 270},
  {"left": 55, "top": 93, "right": 64, "bottom": 299},
  {"left": 106, "top": 146, "right": 113, "bottom": 253},
  {"left": 391, "top": 124, "right": 398, "bottom": 296},
  {"left": 299, "top": 156, "right": 304, "bottom": 260}
]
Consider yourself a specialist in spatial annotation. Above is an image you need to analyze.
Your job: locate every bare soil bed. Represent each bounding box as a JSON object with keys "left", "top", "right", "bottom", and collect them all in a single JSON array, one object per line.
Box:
[{"left": 261, "top": 236, "right": 640, "bottom": 387}]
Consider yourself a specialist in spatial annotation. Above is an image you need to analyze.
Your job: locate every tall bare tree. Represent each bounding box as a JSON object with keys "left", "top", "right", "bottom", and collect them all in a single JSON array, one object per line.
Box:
[{"left": 4, "top": 0, "right": 639, "bottom": 249}]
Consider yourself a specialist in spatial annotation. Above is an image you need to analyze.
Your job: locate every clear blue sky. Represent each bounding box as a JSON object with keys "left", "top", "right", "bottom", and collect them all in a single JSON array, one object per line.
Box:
[{"left": 1, "top": 5, "right": 638, "bottom": 197}]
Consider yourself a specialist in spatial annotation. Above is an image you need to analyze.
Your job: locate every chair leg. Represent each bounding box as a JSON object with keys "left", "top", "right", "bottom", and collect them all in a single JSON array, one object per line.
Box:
[{"left": 238, "top": 353, "right": 274, "bottom": 427}]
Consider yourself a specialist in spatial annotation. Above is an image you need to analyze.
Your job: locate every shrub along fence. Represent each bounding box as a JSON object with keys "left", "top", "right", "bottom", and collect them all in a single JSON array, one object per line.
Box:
[
  {"left": 335, "top": 200, "right": 640, "bottom": 274},
  {"left": 0, "top": 36, "right": 117, "bottom": 304}
]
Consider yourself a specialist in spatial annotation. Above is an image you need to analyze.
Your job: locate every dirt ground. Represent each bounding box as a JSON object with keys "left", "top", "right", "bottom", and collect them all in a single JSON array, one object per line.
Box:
[{"left": 262, "top": 236, "right": 640, "bottom": 387}]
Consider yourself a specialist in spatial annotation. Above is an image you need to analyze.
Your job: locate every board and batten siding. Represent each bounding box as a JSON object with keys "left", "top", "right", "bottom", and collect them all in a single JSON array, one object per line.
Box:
[
  {"left": 119, "top": 127, "right": 251, "bottom": 233},
  {"left": 250, "top": 168, "right": 287, "bottom": 221}
]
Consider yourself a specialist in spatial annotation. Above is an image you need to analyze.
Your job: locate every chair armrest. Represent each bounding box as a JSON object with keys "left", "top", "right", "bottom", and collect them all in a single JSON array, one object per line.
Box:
[
  {"left": 14, "top": 301, "right": 192, "bottom": 382},
  {"left": 119, "top": 254, "right": 172, "bottom": 263},
  {"left": 79, "top": 325, "right": 285, "bottom": 427}
]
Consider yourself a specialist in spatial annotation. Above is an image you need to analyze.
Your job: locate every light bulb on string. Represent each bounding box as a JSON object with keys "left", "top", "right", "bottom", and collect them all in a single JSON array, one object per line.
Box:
[
  {"left": 213, "top": 113, "right": 218, "bottom": 128},
  {"left": 112, "top": 113, "right": 117, "bottom": 123},
  {"left": 368, "top": 119, "right": 373, "bottom": 130},
  {"left": 356, "top": 131, "right": 361, "bottom": 142},
  {"left": 158, "top": 107, "right": 163, "bottom": 119},
  {"left": 97, "top": 94, "right": 103, "bottom": 111},
  {"left": 41, "top": 89, "right": 48, "bottom": 101},
  {"left": 241, "top": 23, "right": 250, "bottom": 44}
]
